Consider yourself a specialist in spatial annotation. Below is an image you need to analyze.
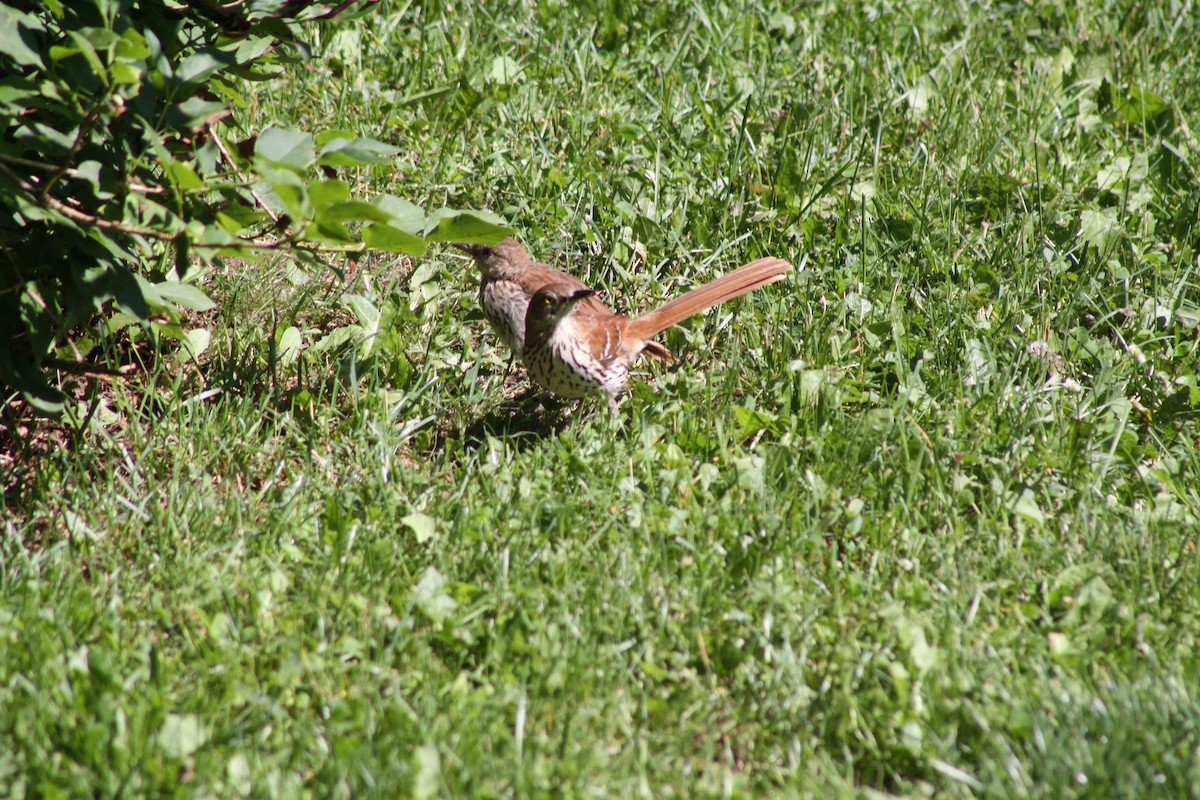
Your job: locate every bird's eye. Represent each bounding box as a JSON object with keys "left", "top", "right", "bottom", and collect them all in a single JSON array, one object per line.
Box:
[{"left": 541, "top": 296, "right": 552, "bottom": 305}]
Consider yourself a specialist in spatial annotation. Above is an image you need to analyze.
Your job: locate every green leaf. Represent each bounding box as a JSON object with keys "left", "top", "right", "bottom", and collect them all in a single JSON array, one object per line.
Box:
[
  {"left": 255, "top": 128, "right": 316, "bottom": 168},
  {"left": 306, "top": 218, "right": 354, "bottom": 244},
  {"left": 413, "top": 567, "right": 457, "bottom": 623},
  {"left": 318, "top": 200, "right": 395, "bottom": 224},
  {"left": 423, "top": 208, "right": 515, "bottom": 243},
  {"left": 166, "top": 97, "right": 228, "bottom": 131},
  {"left": 401, "top": 513, "right": 437, "bottom": 543},
  {"left": 487, "top": 55, "right": 522, "bottom": 85},
  {"left": 316, "top": 136, "right": 401, "bottom": 167},
  {"left": 233, "top": 35, "right": 275, "bottom": 65},
  {"left": 362, "top": 223, "right": 427, "bottom": 256},
  {"left": 963, "top": 338, "right": 994, "bottom": 386},
  {"left": 158, "top": 714, "right": 208, "bottom": 759},
  {"left": 0, "top": 79, "right": 38, "bottom": 112},
  {"left": 1079, "top": 207, "right": 1120, "bottom": 248},
  {"left": 733, "top": 405, "right": 777, "bottom": 439},
  {"left": 343, "top": 294, "right": 380, "bottom": 329},
  {"left": 277, "top": 326, "right": 302, "bottom": 365},
  {"left": 1109, "top": 82, "right": 1171, "bottom": 125},
  {"left": 115, "top": 27, "right": 151, "bottom": 61},
  {"left": 15, "top": 122, "right": 77, "bottom": 157},
  {"left": 110, "top": 60, "right": 142, "bottom": 87},
  {"left": 255, "top": 162, "right": 308, "bottom": 218},
  {"left": 413, "top": 745, "right": 441, "bottom": 800},
  {"left": 1011, "top": 489, "right": 1045, "bottom": 526},
  {"left": 177, "top": 50, "right": 230, "bottom": 86},
  {"left": 373, "top": 195, "right": 426, "bottom": 235},
  {"left": 177, "top": 328, "right": 211, "bottom": 362},
  {"left": 309, "top": 179, "right": 351, "bottom": 211},
  {"left": 154, "top": 282, "right": 216, "bottom": 312},
  {"left": 0, "top": 6, "right": 44, "bottom": 66},
  {"left": 163, "top": 158, "right": 203, "bottom": 191},
  {"left": 65, "top": 30, "right": 107, "bottom": 80}
]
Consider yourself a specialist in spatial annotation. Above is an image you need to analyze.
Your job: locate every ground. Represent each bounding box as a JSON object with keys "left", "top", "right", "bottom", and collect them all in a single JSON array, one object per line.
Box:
[{"left": 3, "top": 1, "right": 1199, "bottom": 797}]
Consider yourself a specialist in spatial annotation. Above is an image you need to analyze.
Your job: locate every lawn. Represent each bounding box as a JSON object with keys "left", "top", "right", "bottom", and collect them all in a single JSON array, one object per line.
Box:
[{"left": 4, "top": 1, "right": 1200, "bottom": 797}]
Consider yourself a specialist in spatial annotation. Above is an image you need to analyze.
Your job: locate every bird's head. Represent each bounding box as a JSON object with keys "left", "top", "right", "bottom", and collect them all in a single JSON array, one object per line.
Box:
[
  {"left": 452, "top": 237, "right": 528, "bottom": 278},
  {"left": 526, "top": 284, "right": 596, "bottom": 334}
]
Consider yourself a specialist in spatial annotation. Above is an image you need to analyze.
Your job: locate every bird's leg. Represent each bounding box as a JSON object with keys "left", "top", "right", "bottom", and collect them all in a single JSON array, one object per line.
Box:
[{"left": 605, "top": 391, "right": 622, "bottom": 415}]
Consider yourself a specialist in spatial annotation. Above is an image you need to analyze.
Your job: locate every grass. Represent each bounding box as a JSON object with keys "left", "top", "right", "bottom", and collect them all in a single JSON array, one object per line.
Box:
[{"left": 4, "top": 0, "right": 1200, "bottom": 797}]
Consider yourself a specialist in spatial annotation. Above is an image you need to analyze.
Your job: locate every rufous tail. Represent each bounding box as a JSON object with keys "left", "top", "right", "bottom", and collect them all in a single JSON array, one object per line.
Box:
[{"left": 627, "top": 257, "right": 792, "bottom": 341}]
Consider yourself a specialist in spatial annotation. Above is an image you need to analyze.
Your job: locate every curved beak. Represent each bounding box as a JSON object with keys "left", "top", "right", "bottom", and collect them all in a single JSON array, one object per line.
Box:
[{"left": 569, "top": 289, "right": 596, "bottom": 302}]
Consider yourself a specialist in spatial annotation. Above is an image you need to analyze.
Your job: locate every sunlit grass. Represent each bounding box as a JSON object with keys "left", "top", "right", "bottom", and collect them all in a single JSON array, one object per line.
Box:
[{"left": 4, "top": 1, "right": 1199, "bottom": 797}]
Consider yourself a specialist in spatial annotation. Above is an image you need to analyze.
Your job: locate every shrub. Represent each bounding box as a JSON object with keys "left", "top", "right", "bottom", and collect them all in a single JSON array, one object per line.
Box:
[{"left": 0, "top": 0, "right": 508, "bottom": 416}]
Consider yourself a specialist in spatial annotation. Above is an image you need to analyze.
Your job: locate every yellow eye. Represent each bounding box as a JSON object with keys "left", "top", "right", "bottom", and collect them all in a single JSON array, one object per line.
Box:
[{"left": 541, "top": 296, "right": 552, "bottom": 305}]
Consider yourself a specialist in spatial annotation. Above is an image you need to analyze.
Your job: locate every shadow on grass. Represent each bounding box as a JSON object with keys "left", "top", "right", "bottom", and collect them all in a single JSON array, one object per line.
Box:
[{"left": 451, "top": 385, "right": 575, "bottom": 451}]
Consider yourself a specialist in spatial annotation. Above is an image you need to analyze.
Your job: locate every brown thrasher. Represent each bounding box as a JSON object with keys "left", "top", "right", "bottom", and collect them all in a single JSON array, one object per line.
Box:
[
  {"left": 523, "top": 256, "right": 792, "bottom": 408},
  {"left": 453, "top": 238, "right": 636, "bottom": 360}
]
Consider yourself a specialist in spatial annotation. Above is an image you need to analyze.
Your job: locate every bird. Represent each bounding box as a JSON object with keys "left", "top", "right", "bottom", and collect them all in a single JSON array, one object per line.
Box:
[
  {"left": 452, "top": 238, "right": 614, "bottom": 360},
  {"left": 523, "top": 256, "right": 792, "bottom": 409}
]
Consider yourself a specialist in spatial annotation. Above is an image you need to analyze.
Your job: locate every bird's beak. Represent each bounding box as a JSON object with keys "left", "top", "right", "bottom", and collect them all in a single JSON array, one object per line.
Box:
[
  {"left": 451, "top": 242, "right": 474, "bottom": 253},
  {"left": 570, "top": 289, "right": 596, "bottom": 302}
]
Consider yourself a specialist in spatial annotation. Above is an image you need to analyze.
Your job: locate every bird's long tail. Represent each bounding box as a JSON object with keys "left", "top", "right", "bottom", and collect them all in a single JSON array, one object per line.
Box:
[{"left": 626, "top": 257, "right": 792, "bottom": 342}]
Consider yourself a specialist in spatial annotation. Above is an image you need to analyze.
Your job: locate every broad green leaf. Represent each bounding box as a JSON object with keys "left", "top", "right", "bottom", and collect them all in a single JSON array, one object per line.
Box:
[
  {"left": 115, "top": 27, "right": 151, "bottom": 61},
  {"left": 163, "top": 158, "right": 203, "bottom": 191},
  {"left": 373, "top": 195, "right": 426, "bottom": 235},
  {"left": 362, "top": 223, "right": 427, "bottom": 256},
  {"left": 110, "top": 60, "right": 142, "bottom": 86},
  {"left": 111, "top": 272, "right": 158, "bottom": 318},
  {"left": 963, "top": 338, "right": 994, "bottom": 386},
  {"left": 0, "top": 80, "right": 38, "bottom": 111},
  {"left": 343, "top": 294, "right": 380, "bottom": 329},
  {"left": 309, "top": 179, "right": 351, "bottom": 211},
  {"left": 65, "top": 31, "right": 106, "bottom": 79},
  {"left": 233, "top": 35, "right": 275, "bottom": 65},
  {"left": 0, "top": 6, "right": 44, "bottom": 66},
  {"left": 768, "top": 11, "right": 797, "bottom": 36},
  {"left": 158, "top": 714, "right": 208, "bottom": 759},
  {"left": 1012, "top": 489, "right": 1045, "bottom": 525},
  {"left": 254, "top": 162, "right": 308, "bottom": 218},
  {"left": 317, "top": 200, "right": 395, "bottom": 224},
  {"left": 74, "top": 160, "right": 108, "bottom": 197},
  {"left": 255, "top": 128, "right": 315, "bottom": 168},
  {"left": 154, "top": 282, "right": 216, "bottom": 312},
  {"left": 277, "top": 326, "right": 302, "bottom": 365},
  {"left": 306, "top": 218, "right": 354, "bottom": 244},
  {"left": 75, "top": 26, "right": 121, "bottom": 50},
  {"left": 312, "top": 325, "right": 362, "bottom": 355},
  {"left": 487, "top": 55, "right": 522, "bottom": 85},
  {"left": 423, "top": 208, "right": 514, "bottom": 243},
  {"left": 1110, "top": 82, "right": 1171, "bottom": 125},
  {"left": 176, "top": 328, "right": 211, "bottom": 362},
  {"left": 733, "top": 405, "right": 777, "bottom": 439},
  {"left": 316, "top": 136, "right": 401, "bottom": 167},
  {"left": 1079, "top": 207, "right": 1119, "bottom": 248},
  {"left": 401, "top": 513, "right": 437, "bottom": 544},
  {"left": 165, "top": 97, "right": 227, "bottom": 131},
  {"left": 227, "top": 753, "right": 252, "bottom": 795},
  {"left": 414, "top": 745, "right": 441, "bottom": 800},
  {"left": 15, "top": 122, "right": 77, "bottom": 156},
  {"left": 177, "top": 50, "right": 230, "bottom": 86},
  {"left": 215, "top": 210, "right": 249, "bottom": 236},
  {"left": 734, "top": 455, "right": 765, "bottom": 492},
  {"left": 413, "top": 567, "right": 457, "bottom": 623}
]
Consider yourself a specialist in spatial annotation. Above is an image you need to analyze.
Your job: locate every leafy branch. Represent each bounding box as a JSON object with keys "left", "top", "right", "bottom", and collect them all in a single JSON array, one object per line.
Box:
[{"left": 0, "top": 1, "right": 512, "bottom": 416}]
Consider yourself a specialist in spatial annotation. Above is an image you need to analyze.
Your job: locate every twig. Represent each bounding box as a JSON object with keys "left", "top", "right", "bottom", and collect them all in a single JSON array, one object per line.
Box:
[
  {"left": 43, "top": 357, "right": 137, "bottom": 381},
  {"left": 39, "top": 96, "right": 105, "bottom": 202},
  {"left": 205, "top": 121, "right": 281, "bottom": 225}
]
